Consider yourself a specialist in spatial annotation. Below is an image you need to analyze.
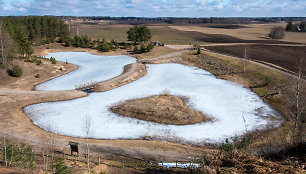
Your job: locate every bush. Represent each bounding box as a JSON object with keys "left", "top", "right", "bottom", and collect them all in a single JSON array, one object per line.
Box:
[
  {"left": 146, "top": 42, "right": 154, "bottom": 52},
  {"left": 8, "top": 65, "right": 23, "bottom": 77},
  {"left": 197, "top": 48, "right": 201, "bottom": 55},
  {"left": 52, "top": 157, "right": 72, "bottom": 174},
  {"left": 123, "top": 42, "right": 128, "bottom": 49},
  {"left": 64, "top": 39, "right": 72, "bottom": 47},
  {"left": 140, "top": 44, "right": 146, "bottom": 53},
  {"left": 35, "top": 74, "right": 40, "bottom": 78},
  {"left": 50, "top": 57, "right": 57, "bottom": 64},
  {"left": 36, "top": 59, "right": 42, "bottom": 65},
  {"left": 269, "top": 26, "right": 285, "bottom": 39},
  {"left": 1, "top": 140, "right": 35, "bottom": 170},
  {"left": 220, "top": 138, "right": 234, "bottom": 154},
  {"left": 286, "top": 22, "right": 294, "bottom": 31},
  {"left": 134, "top": 45, "right": 138, "bottom": 52}
]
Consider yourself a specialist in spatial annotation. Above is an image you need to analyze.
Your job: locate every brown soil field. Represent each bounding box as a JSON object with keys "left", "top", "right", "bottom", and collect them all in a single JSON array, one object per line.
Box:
[
  {"left": 204, "top": 45, "right": 306, "bottom": 76},
  {"left": 205, "top": 24, "right": 249, "bottom": 29},
  {"left": 170, "top": 23, "right": 306, "bottom": 44},
  {"left": 111, "top": 94, "right": 209, "bottom": 125},
  {"left": 78, "top": 23, "right": 303, "bottom": 47}
]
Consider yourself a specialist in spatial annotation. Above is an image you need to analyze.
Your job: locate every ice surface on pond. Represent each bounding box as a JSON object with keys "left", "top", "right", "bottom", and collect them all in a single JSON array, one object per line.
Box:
[
  {"left": 36, "top": 52, "right": 136, "bottom": 91},
  {"left": 25, "top": 52, "right": 283, "bottom": 144}
]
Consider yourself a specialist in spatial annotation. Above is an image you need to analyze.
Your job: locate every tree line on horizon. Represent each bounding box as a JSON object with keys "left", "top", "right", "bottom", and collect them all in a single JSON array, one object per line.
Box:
[{"left": 59, "top": 16, "right": 306, "bottom": 25}]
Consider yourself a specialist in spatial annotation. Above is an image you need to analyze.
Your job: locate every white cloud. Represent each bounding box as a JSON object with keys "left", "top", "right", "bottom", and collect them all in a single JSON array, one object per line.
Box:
[{"left": 0, "top": 0, "right": 305, "bottom": 17}]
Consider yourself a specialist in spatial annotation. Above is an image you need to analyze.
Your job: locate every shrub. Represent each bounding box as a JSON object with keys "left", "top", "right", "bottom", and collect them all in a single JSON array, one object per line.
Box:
[
  {"left": 36, "top": 59, "right": 42, "bottom": 65},
  {"left": 52, "top": 157, "right": 72, "bottom": 174},
  {"left": 197, "top": 48, "right": 201, "bottom": 55},
  {"left": 99, "top": 42, "right": 110, "bottom": 52},
  {"left": 8, "top": 65, "right": 23, "bottom": 77},
  {"left": 59, "top": 67, "right": 63, "bottom": 71},
  {"left": 269, "top": 26, "right": 285, "bottom": 39},
  {"left": 134, "top": 45, "right": 138, "bottom": 52},
  {"left": 50, "top": 57, "right": 57, "bottom": 64},
  {"left": 146, "top": 42, "right": 154, "bottom": 52},
  {"left": 35, "top": 74, "right": 40, "bottom": 78},
  {"left": 1, "top": 140, "right": 35, "bottom": 170},
  {"left": 300, "top": 22, "right": 306, "bottom": 32},
  {"left": 286, "top": 22, "right": 294, "bottom": 31},
  {"left": 220, "top": 138, "right": 234, "bottom": 154},
  {"left": 123, "top": 42, "right": 128, "bottom": 49},
  {"left": 140, "top": 44, "right": 146, "bottom": 53}
]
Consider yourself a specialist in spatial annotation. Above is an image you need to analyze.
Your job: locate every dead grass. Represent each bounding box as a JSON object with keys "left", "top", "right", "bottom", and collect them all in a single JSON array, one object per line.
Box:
[
  {"left": 181, "top": 49, "right": 306, "bottom": 151},
  {"left": 111, "top": 94, "right": 209, "bottom": 125},
  {"left": 134, "top": 46, "right": 175, "bottom": 60},
  {"left": 0, "top": 58, "right": 77, "bottom": 90}
]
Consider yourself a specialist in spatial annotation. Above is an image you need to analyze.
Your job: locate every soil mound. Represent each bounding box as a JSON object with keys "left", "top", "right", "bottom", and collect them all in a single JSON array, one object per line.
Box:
[{"left": 111, "top": 94, "right": 209, "bottom": 125}]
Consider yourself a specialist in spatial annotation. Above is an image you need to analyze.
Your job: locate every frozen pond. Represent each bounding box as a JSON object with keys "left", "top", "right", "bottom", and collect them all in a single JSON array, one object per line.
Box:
[
  {"left": 25, "top": 52, "right": 282, "bottom": 144},
  {"left": 35, "top": 52, "right": 136, "bottom": 91}
]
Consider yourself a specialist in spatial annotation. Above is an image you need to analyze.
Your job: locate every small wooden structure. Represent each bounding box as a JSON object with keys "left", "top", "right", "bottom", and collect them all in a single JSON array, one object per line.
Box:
[{"left": 68, "top": 141, "right": 79, "bottom": 156}]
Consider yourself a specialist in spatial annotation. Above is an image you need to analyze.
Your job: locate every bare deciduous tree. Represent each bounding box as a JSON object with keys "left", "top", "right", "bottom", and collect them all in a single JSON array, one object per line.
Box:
[
  {"left": 0, "top": 20, "right": 5, "bottom": 66},
  {"left": 243, "top": 47, "right": 247, "bottom": 74},
  {"left": 293, "top": 57, "right": 305, "bottom": 132},
  {"left": 40, "top": 123, "right": 56, "bottom": 172},
  {"left": 269, "top": 26, "right": 285, "bottom": 39},
  {"left": 3, "top": 131, "right": 8, "bottom": 167},
  {"left": 83, "top": 115, "right": 92, "bottom": 174}
]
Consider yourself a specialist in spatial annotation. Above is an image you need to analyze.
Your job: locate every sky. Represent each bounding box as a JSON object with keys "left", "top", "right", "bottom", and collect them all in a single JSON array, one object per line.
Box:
[{"left": 0, "top": 0, "right": 305, "bottom": 17}]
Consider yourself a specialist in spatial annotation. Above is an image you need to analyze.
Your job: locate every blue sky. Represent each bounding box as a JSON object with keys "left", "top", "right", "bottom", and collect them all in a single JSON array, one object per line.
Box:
[{"left": 0, "top": 0, "right": 305, "bottom": 17}]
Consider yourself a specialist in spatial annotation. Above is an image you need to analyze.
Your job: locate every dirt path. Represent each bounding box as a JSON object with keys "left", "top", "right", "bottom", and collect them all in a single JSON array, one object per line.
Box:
[{"left": 140, "top": 50, "right": 188, "bottom": 64}]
